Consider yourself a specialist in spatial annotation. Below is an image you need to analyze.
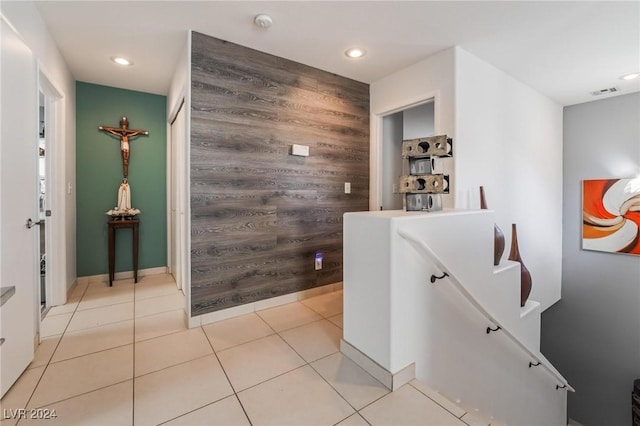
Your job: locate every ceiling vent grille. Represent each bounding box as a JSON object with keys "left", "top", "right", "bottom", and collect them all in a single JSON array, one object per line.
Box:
[{"left": 591, "top": 87, "right": 619, "bottom": 96}]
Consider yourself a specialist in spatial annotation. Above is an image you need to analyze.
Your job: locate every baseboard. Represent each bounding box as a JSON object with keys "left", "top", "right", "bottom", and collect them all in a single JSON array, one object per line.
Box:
[
  {"left": 79, "top": 266, "right": 169, "bottom": 283},
  {"left": 568, "top": 418, "right": 586, "bottom": 426},
  {"left": 66, "top": 277, "right": 78, "bottom": 299},
  {"left": 191, "top": 282, "right": 343, "bottom": 328},
  {"left": 340, "top": 338, "right": 415, "bottom": 391}
]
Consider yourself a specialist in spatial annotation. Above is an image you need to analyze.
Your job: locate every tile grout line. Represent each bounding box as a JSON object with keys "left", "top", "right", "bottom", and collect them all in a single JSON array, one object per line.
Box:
[
  {"left": 58, "top": 315, "right": 133, "bottom": 334},
  {"left": 7, "top": 276, "right": 184, "bottom": 425},
  {"left": 155, "top": 395, "right": 245, "bottom": 426},
  {"left": 296, "top": 294, "right": 405, "bottom": 426},
  {"left": 20, "top": 286, "right": 352, "bottom": 425},
  {"left": 253, "top": 308, "right": 318, "bottom": 333},
  {"left": 299, "top": 299, "right": 341, "bottom": 320},
  {"left": 48, "top": 340, "right": 133, "bottom": 366},
  {"left": 227, "top": 362, "right": 308, "bottom": 395},
  {"left": 226, "top": 309, "right": 281, "bottom": 352},
  {"left": 207, "top": 327, "right": 311, "bottom": 395},
  {"left": 132, "top": 349, "right": 212, "bottom": 380},
  {"left": 132, "top": 280, "right": 137, "bottom": 426},
  {"left": 279, "top": 297, "right": 377, "bottom": 426},
  {"left": 332, "top": 412, "right": 372, "bottom": 426},
  {"left": 305, "top": 357, "right": 370, "bottom": 425},
  {"left": 200, "top": 324, "right": 254, "bottom": 426},
  {"left": 22, "top": 379, "right": 133, "bottom": 411},
  {"left": 268, "top": 310, "right": 365, "bottom": 426},
  {"left": 205, "top": 297, "right": 347, "bottom": 398},
  {"left": 74, "top": 296, "right": 134, "bottom": 313},
  {"left": 319, "top": 350, "right": 388, "bottom": 426},
  {"left": 133, "top": 294, "right": 186, "bottom": 320},
  {"left": 253, "top": 310, "right": 324, "bottom": 335},
  {"left": 199, "top": 307, "right": 325, "bottom": 410},
  {"left": 408, "top": 380, "right": 470, "bottom": 421},
  {"left": 296, "top": 296, "right": 377, "bottom": 426},
  {"left": 19, "top": 281, "right": 91, "bottom": 416}
]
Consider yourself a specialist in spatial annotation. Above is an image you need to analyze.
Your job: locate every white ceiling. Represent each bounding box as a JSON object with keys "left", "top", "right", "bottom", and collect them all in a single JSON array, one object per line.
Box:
[{"left": 35, "top": 1, "right": 640, "bottom": 106}]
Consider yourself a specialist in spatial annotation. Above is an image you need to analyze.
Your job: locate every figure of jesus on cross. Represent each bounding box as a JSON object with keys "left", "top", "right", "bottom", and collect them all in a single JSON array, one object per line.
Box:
[{"left": 98, "top": 116, "right": 149, "bottom": 178}]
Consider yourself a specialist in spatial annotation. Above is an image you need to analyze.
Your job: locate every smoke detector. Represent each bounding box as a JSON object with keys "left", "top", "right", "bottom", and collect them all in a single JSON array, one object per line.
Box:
[
  {"left": 591, "top": 87, "right": 619, "bottom": 96},
  {"left": 254, "top": 14, "right": 273, "bottom": 28}
]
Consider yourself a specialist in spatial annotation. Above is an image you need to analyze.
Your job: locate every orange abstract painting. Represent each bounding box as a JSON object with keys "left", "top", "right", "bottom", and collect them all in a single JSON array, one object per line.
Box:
[{"left": 583, "top": 178, "right": 640, "bottom": 255}]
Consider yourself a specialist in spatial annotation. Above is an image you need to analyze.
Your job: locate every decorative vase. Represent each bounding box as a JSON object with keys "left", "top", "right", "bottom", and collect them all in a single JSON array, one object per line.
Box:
[
  {"left": 508, "top": 223, "right": 532, "bottom": 307},
  {"left": 479, "top": 186, "right": 505, "bottom": 266}
]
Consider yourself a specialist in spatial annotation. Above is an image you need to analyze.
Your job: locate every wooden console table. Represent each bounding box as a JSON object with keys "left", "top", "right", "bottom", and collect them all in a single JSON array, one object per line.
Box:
[{"left": 108, "top": 218, "right": 139, "bottom": 286}]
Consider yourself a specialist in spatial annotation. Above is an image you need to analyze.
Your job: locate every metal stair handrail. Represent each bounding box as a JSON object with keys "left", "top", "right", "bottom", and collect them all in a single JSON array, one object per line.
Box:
[{"left": 397, "top": 228, "right": 574, "bottom": 392}]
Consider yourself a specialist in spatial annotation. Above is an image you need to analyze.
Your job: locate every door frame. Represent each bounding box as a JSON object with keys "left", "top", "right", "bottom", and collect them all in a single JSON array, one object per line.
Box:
[
  {"left": 37, "top": 64, "right": 66, "bottom": 312},
  {"left": 167, "top": 93, "right": 187, "bottom": 292},
  {"left": 370, "top": 91, "right": 441, "bottom": 211}
]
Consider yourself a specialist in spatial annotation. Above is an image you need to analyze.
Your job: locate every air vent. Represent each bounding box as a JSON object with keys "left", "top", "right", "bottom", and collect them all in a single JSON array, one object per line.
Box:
[{"left": 591, "top": 87, "right": 619, "bottom": 96}]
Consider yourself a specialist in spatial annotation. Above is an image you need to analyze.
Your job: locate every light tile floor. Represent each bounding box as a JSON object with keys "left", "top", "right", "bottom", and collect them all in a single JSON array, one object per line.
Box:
[{"left": 0, "top": 273, "right": 496, "bottom": 426}]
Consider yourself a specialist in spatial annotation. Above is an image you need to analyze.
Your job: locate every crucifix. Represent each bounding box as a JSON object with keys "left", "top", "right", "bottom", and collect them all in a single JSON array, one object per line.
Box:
[{"left": 98, "top": 116, "right": 149, "bottom": 178}]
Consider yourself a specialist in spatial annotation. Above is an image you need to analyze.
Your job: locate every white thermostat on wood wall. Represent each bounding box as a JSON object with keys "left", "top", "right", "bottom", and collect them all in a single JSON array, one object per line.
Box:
[{"left": 291, "top": 144, "right": 309, "bottom": 157}]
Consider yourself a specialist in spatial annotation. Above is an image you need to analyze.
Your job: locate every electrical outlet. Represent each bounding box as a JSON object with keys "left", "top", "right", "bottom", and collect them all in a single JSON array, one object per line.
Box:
[{"left": 315, "top": 252, "right": 323, "bottom": 270}]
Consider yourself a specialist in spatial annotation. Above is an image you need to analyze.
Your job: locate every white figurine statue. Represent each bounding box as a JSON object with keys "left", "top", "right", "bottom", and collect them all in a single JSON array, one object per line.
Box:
[
  {"left": 107, "top": 178, "right": 140, "bottom": 217},
  {"left": 117, "top": 178, "right": 131, "bottom": 211}
]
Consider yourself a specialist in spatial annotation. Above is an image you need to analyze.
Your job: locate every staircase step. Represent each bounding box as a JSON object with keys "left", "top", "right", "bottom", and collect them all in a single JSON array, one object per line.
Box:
[
  {"left": 516, "top": 299, "right": 541, "bottom": 352},
  {"left": 486, "top": 260, "right": 520, "bottom": 331}
]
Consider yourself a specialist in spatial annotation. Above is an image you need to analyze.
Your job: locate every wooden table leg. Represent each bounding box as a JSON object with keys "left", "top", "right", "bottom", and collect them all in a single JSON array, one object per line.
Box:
[
  {"left": 108, "top": 225, "right": 115, "bottom": 286},
  {"left": 133, "top": 222, "right": 139, "bottom": 283},
  {"left": 108, "top": 219, "right": 139, "bottom": 285}
]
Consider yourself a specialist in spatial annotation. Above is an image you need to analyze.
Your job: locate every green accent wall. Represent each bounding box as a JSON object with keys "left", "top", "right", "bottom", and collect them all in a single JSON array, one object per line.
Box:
[{"left": 76, "top": 82, "right": 167, "bottom": 276}]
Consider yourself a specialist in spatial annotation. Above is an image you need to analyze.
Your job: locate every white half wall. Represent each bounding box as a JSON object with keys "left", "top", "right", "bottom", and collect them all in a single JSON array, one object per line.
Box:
[
  {"left": 370, "top": 47, "right": 455, "bottom": 211},
  {"left": 454, "top": 47, "right": 563, "bottom": 311},
  {"left": 1, "top": 1, "right": 76, "bottom": 294}
]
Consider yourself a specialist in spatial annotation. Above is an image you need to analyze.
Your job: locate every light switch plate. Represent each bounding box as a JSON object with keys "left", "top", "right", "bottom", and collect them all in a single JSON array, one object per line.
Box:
[
  {"left": 344, "top": 182, "right": 351, "bottom": 194},
  {"left": 292, "top": 144, "right": 309, "bottom": 157}
]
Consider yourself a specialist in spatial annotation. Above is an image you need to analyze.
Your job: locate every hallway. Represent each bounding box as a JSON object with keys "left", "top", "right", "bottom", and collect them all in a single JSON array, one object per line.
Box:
[{"left": 0, "top": 274, "right": 492, "bottom": 425}]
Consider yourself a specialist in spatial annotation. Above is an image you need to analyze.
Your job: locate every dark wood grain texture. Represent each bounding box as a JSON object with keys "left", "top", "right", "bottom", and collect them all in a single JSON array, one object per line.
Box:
[{"left": 190, "top": 32, "right": 369, "bottom": 316}]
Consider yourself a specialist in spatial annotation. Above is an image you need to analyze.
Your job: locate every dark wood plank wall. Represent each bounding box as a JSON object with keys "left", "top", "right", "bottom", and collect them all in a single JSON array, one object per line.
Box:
[{"left": 190, "top": 32, "right": 370, "bottom": 316}]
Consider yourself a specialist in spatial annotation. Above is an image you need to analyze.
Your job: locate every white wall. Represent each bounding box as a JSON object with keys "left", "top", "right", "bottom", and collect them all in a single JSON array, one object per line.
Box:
[
  {"left": 381, "top": 112, "right": 403, "bottom": 210},
  {"left": 1, "top": 2, "right": 76, "bottom": 293},
  {"left": 454, "top": 47, "right": 563, "bottom": 311},
  {"left": 402, "top": 101, "right": 435, "bottom": 139},
  {"left": 370, "top": 48, "right": 456, "bottom": 210},
  {"left": 542, "top": 92, "right": 640, "bottom": 426},
  {"left": 167, "top": 33, "right": 189, "bottom": 116}
]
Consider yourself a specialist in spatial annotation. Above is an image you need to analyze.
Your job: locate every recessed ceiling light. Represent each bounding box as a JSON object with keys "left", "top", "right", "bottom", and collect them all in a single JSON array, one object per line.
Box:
[
  {"left": 620, "top": 72, "right": 640, "bottom": 80},
  {"left": 111, "top": 56, "right": 133, "bottom": 66},
  {"left": 345, "top": 48, "right": 366, "bottom": 59}
]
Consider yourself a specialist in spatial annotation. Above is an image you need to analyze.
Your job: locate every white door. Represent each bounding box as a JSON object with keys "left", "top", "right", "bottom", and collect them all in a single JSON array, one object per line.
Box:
[
  {"left": 169, "top": 102, "right": 186, "bottom": 290},
  {"left": 0, "top": 18, "right": 37, "bottom": 397}
]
